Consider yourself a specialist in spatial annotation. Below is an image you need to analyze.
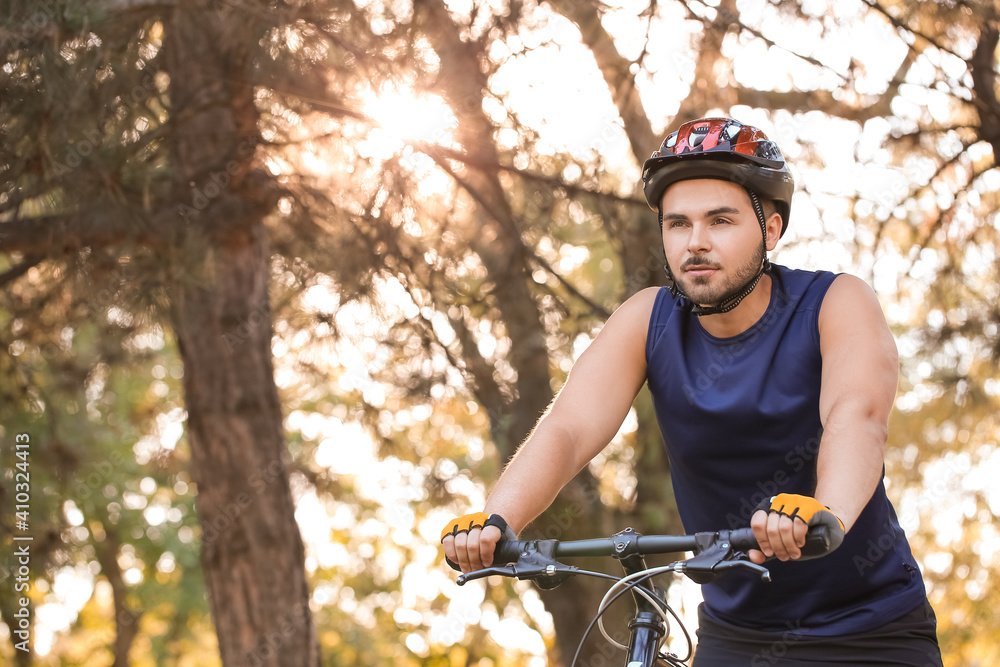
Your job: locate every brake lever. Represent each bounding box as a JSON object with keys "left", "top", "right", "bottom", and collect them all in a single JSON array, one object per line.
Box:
[
  {"left": 457, "top": 565, "right": 517, "bottom": 585},
  {"left": 457, "top": 561, "right": 581, "bottom": 587},
  {"left": 456, "top": 540, "right": 580, "bottom": 589},
  {"left": 678, "top": 531, "right": 773, "bottom": 584},
  {"left": 709, "top": 558, "right": 772, "bottom": 582}
]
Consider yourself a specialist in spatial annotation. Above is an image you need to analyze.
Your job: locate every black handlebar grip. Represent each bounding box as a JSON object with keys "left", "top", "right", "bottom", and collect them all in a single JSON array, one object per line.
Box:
[
  {"left": 727, "top": 527, "right": 761, "bottom": 551},
  {"left": 444, "top": 540, "right": 526, "bottom": 572},
  {"left": 799, "top": 525, "right": 834, "bottom": 559},
  {"left": 493, "top": 540, "right": 526, "bottom": 565},
  {"left": 729, "top": 525, "right": 837, "bottom": 560}
]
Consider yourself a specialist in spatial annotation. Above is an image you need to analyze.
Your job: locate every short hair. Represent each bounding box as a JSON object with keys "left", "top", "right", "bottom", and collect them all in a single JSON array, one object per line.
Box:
[{"left": 759, "top": 197, "right": 781, "bottom": 228}]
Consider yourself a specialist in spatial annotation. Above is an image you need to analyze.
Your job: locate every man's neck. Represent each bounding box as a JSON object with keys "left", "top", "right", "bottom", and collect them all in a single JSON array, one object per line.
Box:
[{"left": 696, "top": 273, "right": 773, "bottom": 338}]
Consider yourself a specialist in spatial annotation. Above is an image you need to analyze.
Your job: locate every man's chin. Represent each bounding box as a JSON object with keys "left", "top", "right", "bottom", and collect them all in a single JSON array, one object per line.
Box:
[
  {"left": 679, "top": 283, "right": 719, "bottom": 304},
  {"left": 683, "top": 285, "right": 732, "bottom": 308}
]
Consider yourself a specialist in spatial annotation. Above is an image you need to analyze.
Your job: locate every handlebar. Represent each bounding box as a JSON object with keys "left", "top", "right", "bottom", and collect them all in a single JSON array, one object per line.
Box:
[
  {"left": 493, "top": 524, "right": 834, "bottom": 565},
  {"left": 452, "top": 524, "right": 837, "bottom": 587}
]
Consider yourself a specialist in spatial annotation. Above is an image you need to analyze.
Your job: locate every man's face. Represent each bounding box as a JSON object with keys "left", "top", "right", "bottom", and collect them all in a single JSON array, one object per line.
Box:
[{"left": 660, "top": 179, "right": 774, "bottom": 308}]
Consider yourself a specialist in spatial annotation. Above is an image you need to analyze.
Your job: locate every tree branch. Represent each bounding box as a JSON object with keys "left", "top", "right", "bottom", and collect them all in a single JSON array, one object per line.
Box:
[
  {"left": 526, "top": 252, "right": 612, "bottom": 320},
  {"left": 671, "top": 0, "right": 742, "bottom": 124},
  {"left": 686, "top": 0, "right": 850, "bottom": 82},
  {"left": 419, "top": 143, "right": 643, "bottom": 207},
  {"left": 0, "top": 209, "right": 166, "bottom": 257},
  {"left": 735, "top": 33, "right": 917, "bottom": 123},
  {"left": 970, "top": 21, "right": 1000, "bottom": 160},
  {"left": 903, "top": 159, "right": 994, "bottom": 277},
  {"left": 546, "top": 0, "right": 656, "bottom": 164},
  {"left": 863, "top": 0, "right": 968, "bottom": 63}
]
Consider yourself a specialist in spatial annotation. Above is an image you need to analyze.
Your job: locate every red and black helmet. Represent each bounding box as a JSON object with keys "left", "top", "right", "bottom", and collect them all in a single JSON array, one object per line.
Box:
[{"left": 641, "top": 117, "right": 794, "bottom": 236}]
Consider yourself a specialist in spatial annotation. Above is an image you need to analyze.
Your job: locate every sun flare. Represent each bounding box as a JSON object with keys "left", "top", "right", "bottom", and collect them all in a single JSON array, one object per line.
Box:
[{"left": 360, "top": 84, "right": 456, "bottom": 158}]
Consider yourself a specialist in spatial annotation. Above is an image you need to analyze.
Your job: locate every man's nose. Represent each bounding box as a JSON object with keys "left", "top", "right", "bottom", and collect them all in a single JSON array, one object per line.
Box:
[{"left": 687, "top": 222, "right": 711, "bottom": 254}]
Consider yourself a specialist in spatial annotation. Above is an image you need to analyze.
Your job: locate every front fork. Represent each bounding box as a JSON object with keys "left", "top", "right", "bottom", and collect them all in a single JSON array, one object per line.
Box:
[{"left": 625, "top": 610, "right": 668, "bottom": 666}]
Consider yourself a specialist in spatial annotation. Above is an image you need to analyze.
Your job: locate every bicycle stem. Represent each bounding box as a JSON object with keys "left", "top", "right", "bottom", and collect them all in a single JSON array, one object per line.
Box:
[{"left": 611, "top": 528, "right": 671, "bottom": 666}]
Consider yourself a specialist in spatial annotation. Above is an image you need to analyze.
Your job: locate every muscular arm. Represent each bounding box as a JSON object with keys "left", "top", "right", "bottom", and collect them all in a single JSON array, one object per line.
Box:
[
  {"left": 752, "top": 274, "right": 898, "bottom": 561},
  {"left": 813, "top": 274, "right": 898, "bottom": 530},
  {"left": 445, "top": 287, "right": 659, "bottom": 571}
]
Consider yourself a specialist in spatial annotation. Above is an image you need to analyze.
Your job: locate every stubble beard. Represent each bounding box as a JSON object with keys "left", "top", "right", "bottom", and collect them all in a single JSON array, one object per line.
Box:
[{"left": 674, "top": 242, "right": 766, "bottom": 307}]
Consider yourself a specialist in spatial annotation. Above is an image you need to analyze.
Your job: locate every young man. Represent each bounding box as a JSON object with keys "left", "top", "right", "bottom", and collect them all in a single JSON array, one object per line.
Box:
[{"left": 441, "top": 117, "right": 943, "bottom": 664}]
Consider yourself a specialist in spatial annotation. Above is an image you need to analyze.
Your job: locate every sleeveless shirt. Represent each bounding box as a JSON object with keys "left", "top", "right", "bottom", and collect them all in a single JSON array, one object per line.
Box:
[{"left": 645, "top": 264, "right": 927, "bottom": 635}]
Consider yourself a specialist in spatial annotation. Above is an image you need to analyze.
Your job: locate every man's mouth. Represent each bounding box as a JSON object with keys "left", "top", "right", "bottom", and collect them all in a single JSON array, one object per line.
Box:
[{"left": 683, "top": 261, "right": 720, "bottom": 277}]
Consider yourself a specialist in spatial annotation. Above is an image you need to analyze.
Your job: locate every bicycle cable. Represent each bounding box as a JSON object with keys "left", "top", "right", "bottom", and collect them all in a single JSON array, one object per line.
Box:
[
  {"left": 605, "top": 565, "right": 693, "bottom": 664},
  {"left": 569, "top": 565, "right": 693, "bottom": 667},
  {"left": 597, "top": 564, "right": 692, "bottom": 663}
]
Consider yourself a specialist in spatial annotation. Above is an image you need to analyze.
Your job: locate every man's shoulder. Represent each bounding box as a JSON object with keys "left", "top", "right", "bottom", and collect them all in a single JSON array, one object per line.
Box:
[
  {"left": 616, "top": 286, "right": 664, "bottom": 319},
  {"left": 815, "top": 273, "right": 894, "bottom": 359},
  {"left": 637, "top": 285, "right": 665, "bottom": 304},
  {"left": 818, "top": 273, "right": 885, "bottom": 321},
  {"left": 600, "top": 287, "right": 662, "bottom": 339}
]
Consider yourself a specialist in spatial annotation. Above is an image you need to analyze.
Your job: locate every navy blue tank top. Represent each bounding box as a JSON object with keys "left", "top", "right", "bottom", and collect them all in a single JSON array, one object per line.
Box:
[{"left": 645, "top": 265, "right": 926, "bottom": 635}]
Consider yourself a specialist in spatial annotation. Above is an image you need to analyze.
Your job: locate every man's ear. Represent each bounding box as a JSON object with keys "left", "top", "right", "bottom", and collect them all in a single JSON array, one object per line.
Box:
[{"left": 765, "top": 211, "right": 782, "bottom": 252}]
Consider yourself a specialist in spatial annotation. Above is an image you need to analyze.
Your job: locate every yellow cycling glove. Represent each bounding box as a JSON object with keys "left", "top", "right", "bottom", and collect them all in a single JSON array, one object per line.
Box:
[
  {"left": 441, "top": 513, "right": 516, "bottom": 571},
  {"left": 756, "top": 493, "right": 846, "bottom": 555},
  {"left": 440, "top": 512, "right": 513, "bottom": 542},
  {"left": 761, "top": 493, "right": 844, "bottom": 529}
]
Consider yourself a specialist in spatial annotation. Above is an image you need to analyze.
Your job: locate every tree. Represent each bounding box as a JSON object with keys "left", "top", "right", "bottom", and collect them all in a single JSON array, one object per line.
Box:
[{"left": 1, "top": 1, "right": 325, "bottom": 664}]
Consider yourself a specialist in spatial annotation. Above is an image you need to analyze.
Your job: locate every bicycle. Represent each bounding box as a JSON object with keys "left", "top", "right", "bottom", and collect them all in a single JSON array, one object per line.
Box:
[{"left": 451, "top": 524, "right": 837, "bottom": 667}]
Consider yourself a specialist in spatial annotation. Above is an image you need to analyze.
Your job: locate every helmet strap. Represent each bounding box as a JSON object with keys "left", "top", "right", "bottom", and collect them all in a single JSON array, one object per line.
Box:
[
  {"left": 657, "top": 209, "right": 684, "bottom": 299},
  {"left": 658, "top": 188, "right": 772, "bottom": 315}
]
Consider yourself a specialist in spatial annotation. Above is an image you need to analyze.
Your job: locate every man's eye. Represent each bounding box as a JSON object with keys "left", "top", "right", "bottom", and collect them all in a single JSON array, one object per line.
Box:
[{"left": 714, "top": 218, "right": 732, "bottom": 225}]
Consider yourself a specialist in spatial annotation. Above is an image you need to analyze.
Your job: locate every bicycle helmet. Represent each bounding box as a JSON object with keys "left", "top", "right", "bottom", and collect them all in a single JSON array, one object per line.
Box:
[
  {"left": 642, "top": 117, "right": 793, "bottom": 235},
  {"left": 641, "top": 117, "right": 794, "bottom": 315}
]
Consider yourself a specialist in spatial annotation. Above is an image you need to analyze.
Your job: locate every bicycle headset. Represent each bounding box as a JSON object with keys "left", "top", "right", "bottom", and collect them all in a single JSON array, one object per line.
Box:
[{"left": 641, "top": 117, "right": 795, "bottom": 316}]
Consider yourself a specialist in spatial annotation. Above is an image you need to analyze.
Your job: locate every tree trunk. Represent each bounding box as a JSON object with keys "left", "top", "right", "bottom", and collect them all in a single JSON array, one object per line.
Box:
[
  {"left": 171, "top": 224, "right": 318, "bottom": 667},
  {"left": 95, "top": 526, "right": 142, "bottom": 667},
  {"left": 164, "top": 3, "right": 318, "bottom": 666}
]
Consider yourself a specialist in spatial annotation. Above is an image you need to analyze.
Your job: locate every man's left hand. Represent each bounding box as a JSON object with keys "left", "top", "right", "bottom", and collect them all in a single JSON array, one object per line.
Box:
[{"left": 748, "top": 493, "right": 844, "bottom": 563}]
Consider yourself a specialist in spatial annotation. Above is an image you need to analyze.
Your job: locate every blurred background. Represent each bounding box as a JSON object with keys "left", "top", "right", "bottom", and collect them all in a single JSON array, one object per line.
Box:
[{"left": 1, "top": 0, "right": 997, "bottom": 664}]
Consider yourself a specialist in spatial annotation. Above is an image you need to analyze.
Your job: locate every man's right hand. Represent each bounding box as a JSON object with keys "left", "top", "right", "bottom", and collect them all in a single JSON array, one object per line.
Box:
[{"left": 440, "top": 513, "right": 512, "bottom": 573}]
